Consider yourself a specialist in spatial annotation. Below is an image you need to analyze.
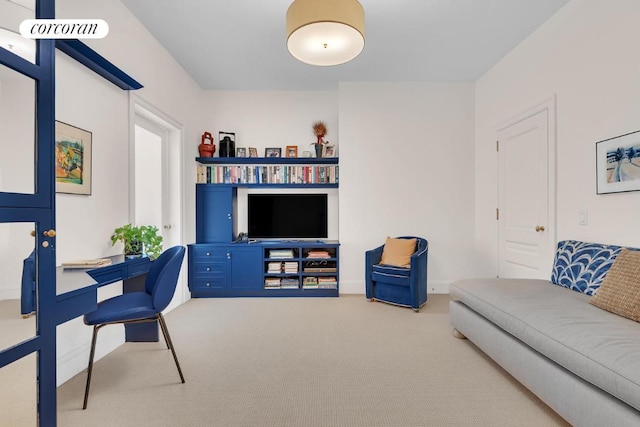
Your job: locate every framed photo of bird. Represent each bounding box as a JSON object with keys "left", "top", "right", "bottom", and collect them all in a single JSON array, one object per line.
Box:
[{"left": 55, "top": 121, "right": 92, "bottom": 195}]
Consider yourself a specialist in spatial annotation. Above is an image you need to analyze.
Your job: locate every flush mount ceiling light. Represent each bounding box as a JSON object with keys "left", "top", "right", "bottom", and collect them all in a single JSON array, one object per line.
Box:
[{"left": 286, "top": 0, "right": 365, "bottom": 66}]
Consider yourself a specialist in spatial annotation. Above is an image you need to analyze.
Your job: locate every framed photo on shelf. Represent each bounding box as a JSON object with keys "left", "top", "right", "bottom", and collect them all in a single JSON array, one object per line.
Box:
[
  {"left": 237, "top": 147, "right": 246, "bottom": 157},
  {"left": 248, "top": 147, "right": 258, "bottom": 158},
  {"left": 55, "top": 121, "right": 92, "bottom": 195},
  {"left": 286, "top": 146, "right": 298, "bottom": 158},
  {"left": 323, "top": 144, "right": 337, "bottom": 158},
  {"left": 596, "top": 130, "right": 640, "bottom": 194},
  {"left": 265, "top": 147, "right": 282, "bottom": 158}
]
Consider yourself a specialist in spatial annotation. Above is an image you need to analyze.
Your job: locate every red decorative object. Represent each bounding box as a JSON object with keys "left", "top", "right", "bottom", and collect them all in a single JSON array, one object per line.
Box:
[{"left": 198, "top": 132, "right": 215, "bottom": 157}]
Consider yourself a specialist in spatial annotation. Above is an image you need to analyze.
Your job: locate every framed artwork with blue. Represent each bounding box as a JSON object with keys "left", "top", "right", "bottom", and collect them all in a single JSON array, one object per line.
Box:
[{"left": 596, "top": 130, "right": 640, "bottom": 194}]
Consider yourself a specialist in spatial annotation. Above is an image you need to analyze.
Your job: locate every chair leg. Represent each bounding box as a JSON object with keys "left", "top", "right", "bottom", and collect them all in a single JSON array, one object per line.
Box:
[
  {"left": 158, "top": 317, "right": 170, "bottom": 350},
  {"left": 158, "top": 313, "right": 185, "bottom": 383},
  {"left": 83, "top": 324, "right": 103, "bottom": 410}
]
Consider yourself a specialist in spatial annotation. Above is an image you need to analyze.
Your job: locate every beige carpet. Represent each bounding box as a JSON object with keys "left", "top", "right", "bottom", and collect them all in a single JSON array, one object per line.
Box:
[{"left": 56, "top": 295, "right": 568, "bottom": 426}]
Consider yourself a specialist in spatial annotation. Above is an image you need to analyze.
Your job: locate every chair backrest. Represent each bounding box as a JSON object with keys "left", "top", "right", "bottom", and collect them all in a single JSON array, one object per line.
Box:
[
  {"left": 144, "top": 246, "right": 186, "bottom": 311},
  {"left": 396, "top": 236, "right": 428, "bottom": 255}
]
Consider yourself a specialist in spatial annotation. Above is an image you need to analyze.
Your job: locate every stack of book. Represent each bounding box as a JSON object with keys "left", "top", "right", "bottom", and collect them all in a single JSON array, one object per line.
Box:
[
  {"left": 283, "top": 261, "right": 298, "bottom": 274},
  {"left": 303, "top": 263, "right": 337, "bottom": 273},
  {"left": 267, "top": 262, "right": 282, "bottom": 274},
  {"left": 318, "top": 277, "right": 338, "bottom": 289},
  {"left": 307, "top": 250, "right": 330, "bottom": 259},
  {"left": 269, "top": 249, "right": 294, "bottom": 258},
  {"left": 302, "top": 277, "right": 318, "bottom": 289},
  {"left": 280, "top": 278, "right": 299, "bottom": 289},
  {"left": 265, "top": 278, "right": 281, "bottom": 289}
]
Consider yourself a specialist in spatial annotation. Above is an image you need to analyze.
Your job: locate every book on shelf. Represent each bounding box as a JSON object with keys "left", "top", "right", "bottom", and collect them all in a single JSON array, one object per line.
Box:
[
  {"left": 280, "top": 278, "right": 299, "bottom": 289},
  {"left": 306, "top": 250, "right": 330, "bottom": 258},
  {"left": 196, "top": 164, "right": 339, "bottom": 185},
  {"left": 302, "top": 276, "right": 319, "bottom": 289},
  {"left": 303, "top": 267, "right": 337, "bottom": 273},
  {"left": 267, "top": 261, "right": 283, "bottom": 274},
  {"left": 61, "top": 258, "right": 112, "bottom": 269},
  {"left": 317, "top": 277, "right": 337, "bottom": 289},
  {"left": 265, "top": 278, "right": 281, "bottom": 289},
  {"left": 283, "top": 261, "right": 298, "bottom": 273},
  {"left": 269, "top": 249, "right": 294, "bottom": 258}
]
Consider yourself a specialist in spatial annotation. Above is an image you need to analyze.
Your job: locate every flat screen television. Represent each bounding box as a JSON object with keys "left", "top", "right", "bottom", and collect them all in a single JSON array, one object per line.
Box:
[{"left": 248, "top": 194, "right": 328, "bottom": 239}]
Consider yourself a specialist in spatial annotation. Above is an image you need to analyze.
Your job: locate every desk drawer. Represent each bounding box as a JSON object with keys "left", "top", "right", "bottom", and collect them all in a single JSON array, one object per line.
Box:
[
  {"left": 127, "top": 258, "right": 151, "bottom": 277},
  {"left": 190, "top": 276, "right": 225, "bottom": 290},
  {"left": 191, "top": 245, "right": 226, "bottom": 261}
]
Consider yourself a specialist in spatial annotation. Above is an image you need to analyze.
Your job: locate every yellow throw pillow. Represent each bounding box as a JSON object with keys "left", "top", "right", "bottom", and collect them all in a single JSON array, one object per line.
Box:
[
  {"left": 590, "top": 249, "right": 640, "bottom": 322},
  {"left": 380, "top": 237, "right": 416, "bottom": 268}
]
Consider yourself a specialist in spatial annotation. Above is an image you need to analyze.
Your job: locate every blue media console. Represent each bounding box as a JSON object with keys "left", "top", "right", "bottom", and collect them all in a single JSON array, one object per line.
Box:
[
  {"left": 188, "top": 240, "right": 339, "bottom": 297},
  {"left": 190, "top": 157, "right": 340, "bottom": 298}
]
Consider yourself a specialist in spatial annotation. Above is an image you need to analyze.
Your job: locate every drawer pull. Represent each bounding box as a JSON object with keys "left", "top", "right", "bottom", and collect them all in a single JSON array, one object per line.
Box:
[
  {"left": 206, "top": 252, "right": 210, "bottom": 256},
  {"left": 206, "top": 267, "right": 211, "bottom": 271},
  {"left": 206, "top": 282, "right": 210, "bottom": 287}
]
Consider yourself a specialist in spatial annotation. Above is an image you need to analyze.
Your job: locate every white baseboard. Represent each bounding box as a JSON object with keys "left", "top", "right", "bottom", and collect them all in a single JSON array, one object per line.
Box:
[
  {"left": 339, "top": 280, "right": 451, "bottom": 295},
  {"left": 0, "top": 286, "right": 20, "bottom": 300},
  {"left": 57, "top": 325, "right": 124, "bottom": 386}
]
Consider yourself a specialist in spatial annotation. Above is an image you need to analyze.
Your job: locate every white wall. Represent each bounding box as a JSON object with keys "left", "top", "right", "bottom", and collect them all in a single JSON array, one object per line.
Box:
[
  {"left": 203, "top": 86, "right": 476, "bottom": 294},
  {"left": 54, "top": 0, "right": 205, "bottom": 385},
  {"left": 339, "top": 82, "right": 476, "bottom": 294},
  {"left": 474, "top": 0, "right": 640, "bottom": 277}
]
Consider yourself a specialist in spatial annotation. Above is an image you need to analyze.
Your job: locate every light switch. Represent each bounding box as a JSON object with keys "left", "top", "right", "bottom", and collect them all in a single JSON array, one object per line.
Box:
[{"left": 579, "top": 210, "right": 588, "bottom": 225}]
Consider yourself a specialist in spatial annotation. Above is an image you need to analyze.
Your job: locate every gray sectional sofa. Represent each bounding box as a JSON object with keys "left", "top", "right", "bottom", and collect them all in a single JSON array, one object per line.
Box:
[{"left": 449, "top": 240, "right": 640, "bottom": 426}]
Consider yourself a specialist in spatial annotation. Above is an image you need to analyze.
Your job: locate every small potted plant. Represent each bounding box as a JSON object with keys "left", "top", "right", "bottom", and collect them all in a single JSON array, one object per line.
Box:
[
  {"left": 311, "top": 121, "right": 328, "bottom": 158},
  {"left": 111, "top": 224, "right": 163, "bottom": 260}
]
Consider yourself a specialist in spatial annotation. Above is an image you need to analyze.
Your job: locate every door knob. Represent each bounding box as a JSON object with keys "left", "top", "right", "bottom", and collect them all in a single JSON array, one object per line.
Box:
[
  {"left": 43, "top": 229, "right": 56, "bottom": 237},
  {"left": 535, "top": 225, "right": 545, "bottom": 232}
]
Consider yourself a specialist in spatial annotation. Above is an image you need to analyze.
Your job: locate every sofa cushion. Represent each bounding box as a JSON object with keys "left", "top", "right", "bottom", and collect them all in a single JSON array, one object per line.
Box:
[
  {"left": 450, "top": 278, "right": 640, "bottom": 411},
  {"left": 550, "top": 240, "right": 625, "bottom": 296},
  {"left": 590, "top": 249, "right": 640, "bottom": 322},
  {"left": 380, "top": 237, "right": 416, "bottom": 268}
]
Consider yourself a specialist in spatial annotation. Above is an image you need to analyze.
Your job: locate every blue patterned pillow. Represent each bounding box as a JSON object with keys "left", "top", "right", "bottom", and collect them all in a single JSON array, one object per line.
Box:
[{"left": 550, "top": 240, "right": 629, "bottom": 295}]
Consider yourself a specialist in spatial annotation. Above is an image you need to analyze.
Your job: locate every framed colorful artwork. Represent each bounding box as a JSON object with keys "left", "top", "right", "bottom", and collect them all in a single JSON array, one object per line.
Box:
[{"left": 55, "top": 121, "right": 92, "bottom": 195}]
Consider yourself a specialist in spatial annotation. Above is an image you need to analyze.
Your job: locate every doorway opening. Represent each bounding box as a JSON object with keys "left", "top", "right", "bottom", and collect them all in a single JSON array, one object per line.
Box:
[{"left": 130, "top": 95, "right": 186, "bottom": 305}]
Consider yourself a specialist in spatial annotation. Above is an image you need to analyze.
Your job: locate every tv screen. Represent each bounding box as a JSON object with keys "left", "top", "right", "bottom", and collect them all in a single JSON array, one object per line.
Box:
[{"left": 248, "top": 194, "right": 328, "bottom": 239}]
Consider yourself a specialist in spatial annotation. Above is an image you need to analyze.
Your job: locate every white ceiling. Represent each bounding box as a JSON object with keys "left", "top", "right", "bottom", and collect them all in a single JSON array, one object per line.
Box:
[{"left": 120, "top": 0, "right": 569, "bottom": 91}]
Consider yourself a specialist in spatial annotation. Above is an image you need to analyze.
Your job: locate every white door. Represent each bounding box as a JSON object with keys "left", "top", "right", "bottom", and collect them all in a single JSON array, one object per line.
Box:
[
  {"left": 132, "top": 115, "right": 181, "bottom": 252},
  {"left": 498, "top": 100, "right": 556, "bottom": 279}
]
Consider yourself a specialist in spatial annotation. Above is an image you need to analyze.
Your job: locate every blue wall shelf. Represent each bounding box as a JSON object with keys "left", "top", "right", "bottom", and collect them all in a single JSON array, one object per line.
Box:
[{"left": 196, "top": 157, "right": 338, "bottom": 165}]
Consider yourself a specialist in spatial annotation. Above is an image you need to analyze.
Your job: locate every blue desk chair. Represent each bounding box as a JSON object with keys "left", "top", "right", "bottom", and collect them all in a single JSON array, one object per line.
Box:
[
  {"left": 82, "top": 245, "right": 186, "bottom": 409},
  {"left": 21, "top": 250, "right": 36, "bottom": 318},
  {"left": 365, "top": 236, "right": 428, "bottom": 312}
]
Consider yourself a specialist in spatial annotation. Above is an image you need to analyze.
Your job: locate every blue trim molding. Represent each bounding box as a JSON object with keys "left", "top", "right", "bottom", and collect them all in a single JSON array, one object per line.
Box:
[{"left": 56, "top": 39, "right": 143, "bottom": 90}]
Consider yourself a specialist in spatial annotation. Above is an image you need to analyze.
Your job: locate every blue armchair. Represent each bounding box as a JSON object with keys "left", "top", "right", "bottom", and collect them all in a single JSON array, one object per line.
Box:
[{"left": 365, "top": 236, "right": 428, "bottom": 312}]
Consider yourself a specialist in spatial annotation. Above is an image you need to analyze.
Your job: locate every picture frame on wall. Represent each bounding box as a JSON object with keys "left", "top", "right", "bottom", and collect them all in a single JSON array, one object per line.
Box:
[
  {"left": 286, "top": 146, "right": 298, "bottom": 158},
  {"left": 237, "top": 147, "right": 246, "bottom": 157},
  {"left": 55, "top": 121, "right": 92, "bottom": 195},
  {"left": 248, "top": 147, "right": 258, "bottom": 158},
  {"left": 265, "top": 147, "right": 282, "bottom": 158},
  {"left": 596, "top": 130, "right": 640, "bottom": 194}
]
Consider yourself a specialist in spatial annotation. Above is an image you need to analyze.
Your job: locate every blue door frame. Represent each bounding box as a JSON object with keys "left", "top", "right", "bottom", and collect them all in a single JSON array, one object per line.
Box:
[{"left": 0, "top": 0, "right": 56, "bottom": 424}]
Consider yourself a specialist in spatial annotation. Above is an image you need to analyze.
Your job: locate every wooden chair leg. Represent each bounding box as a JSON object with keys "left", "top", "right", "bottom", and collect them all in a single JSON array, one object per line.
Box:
[{"left": 158, "top": 313, "right": 185, "bottom": 383}]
